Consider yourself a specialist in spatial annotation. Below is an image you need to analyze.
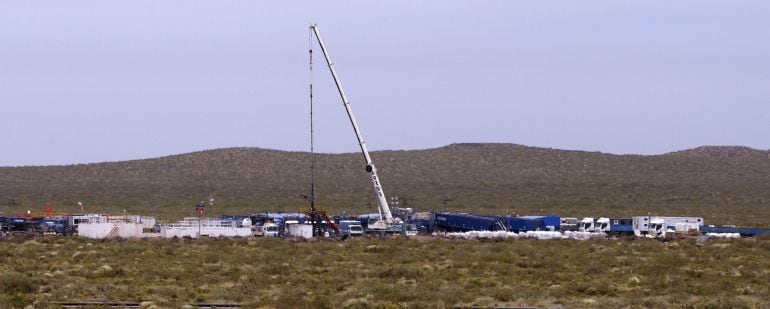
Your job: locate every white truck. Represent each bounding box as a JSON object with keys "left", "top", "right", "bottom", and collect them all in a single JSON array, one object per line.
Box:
[
  {"left": 633, "top": 216, "right": 703, "bottom": 238},
  {"left": 253, "top": 222, "right": 279, "bottom": 237},
  {"left": 579, "top": 217, "right": 596, "bottom": 232},
  {"left": 579, "top": 217, "right": 610, "bottom": 233},
  {"left": 595, "top": 218, "right": 611, "bottom": 233},
  {"left": 339, "top": 220, "right": 364, "bottom": 238}
]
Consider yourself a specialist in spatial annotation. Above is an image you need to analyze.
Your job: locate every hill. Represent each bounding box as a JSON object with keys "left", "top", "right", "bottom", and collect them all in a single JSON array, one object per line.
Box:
[
  {"left": 1, "top": 143, "right": 768, "bottom": 225},
  {"left": 667, "top": 145, "right": 769, "bottom": 159}
]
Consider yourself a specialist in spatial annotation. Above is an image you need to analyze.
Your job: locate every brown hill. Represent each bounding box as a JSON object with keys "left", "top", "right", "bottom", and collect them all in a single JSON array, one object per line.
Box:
[
  {"left": 668, "top": 146, "right": 769, "bottom": 159},
  {"left": 1, "top": 143, "right": 768, "bottom": 225}
]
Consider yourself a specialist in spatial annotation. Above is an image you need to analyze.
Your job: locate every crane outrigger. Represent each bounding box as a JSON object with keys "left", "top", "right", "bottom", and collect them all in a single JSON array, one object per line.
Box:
[{"left": 309, "top": 24, "right": 402, "bottom": 234}]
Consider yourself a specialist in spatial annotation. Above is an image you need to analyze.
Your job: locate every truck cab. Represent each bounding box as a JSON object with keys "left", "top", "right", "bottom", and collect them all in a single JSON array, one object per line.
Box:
[
  {"left": 339, "top": 220, "right": 364, "bottom": 238},
  {"left": 254, "top": 222, "right": 279, "bottom": 237},
  {"left": 596, "top": 217, "right": 611, "bottom": 233},
  {"left": 264, "top": 223, "right": 279, "bottom": 237},
  {"left": 648, "top": 218, "right": 666, "bottom": 238},
  {"left": 579, "top": 217, "right": 596, "bottom": 232}
]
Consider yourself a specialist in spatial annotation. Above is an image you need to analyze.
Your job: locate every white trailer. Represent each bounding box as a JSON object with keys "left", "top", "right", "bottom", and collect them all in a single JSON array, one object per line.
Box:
[
  {"left": 560, "top": 217, "right": 579, "bottom": 231},
  {"left": 160, "top": 218, "right": 251, "bottom": 238},
  {"left": 287, "top": 224, "right": 314, "bottom": 239},
  {"left": 633, "top": 216, "right": 704, "bottom": 238},
  {"left": 78, "top": 222, "right": 147, "bottom": 239}
]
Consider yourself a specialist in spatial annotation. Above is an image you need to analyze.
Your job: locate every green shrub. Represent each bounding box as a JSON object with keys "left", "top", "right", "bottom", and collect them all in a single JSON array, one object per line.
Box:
[
  {"left": 1, "top": 294, "right": 33, "bottom": 308},
  {"left": 0, "top": 272, "right": 34, "bottom": 294}
]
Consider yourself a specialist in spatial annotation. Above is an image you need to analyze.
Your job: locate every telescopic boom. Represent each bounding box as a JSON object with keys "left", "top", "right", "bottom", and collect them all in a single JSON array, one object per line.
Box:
[{"left": 309, "top": 24, "right": 394, "bottom": 225}]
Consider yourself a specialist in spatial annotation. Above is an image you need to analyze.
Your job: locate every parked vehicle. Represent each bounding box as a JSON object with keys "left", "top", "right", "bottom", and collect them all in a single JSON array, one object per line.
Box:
[
  {"left": 579, "top": 217, "right": 597, "bottom": 232},
  {"left": 574, "top": 217, "right": 615, "bottom": 234},
  {"left": 608, "top": 218, "right": 634, "bottom": 237},
  {"left": 339, "top": 220, "right": 364, "bottom": 238},
  {"left": 633, "top": 216, "right": 703, "bottom": 238},
  {"left": 254, "top": 222, "right": 279, "bottom": 237}
]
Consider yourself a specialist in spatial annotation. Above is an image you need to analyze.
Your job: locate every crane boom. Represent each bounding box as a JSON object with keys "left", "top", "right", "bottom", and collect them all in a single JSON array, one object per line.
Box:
[{"left": 310, "top": 24, "right": 394, "bottom": 225}]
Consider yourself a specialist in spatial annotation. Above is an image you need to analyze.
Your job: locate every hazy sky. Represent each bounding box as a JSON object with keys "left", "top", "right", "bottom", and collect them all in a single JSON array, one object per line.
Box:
[{"left": 1, "top": 1, "right": 769, "bottom": 166}]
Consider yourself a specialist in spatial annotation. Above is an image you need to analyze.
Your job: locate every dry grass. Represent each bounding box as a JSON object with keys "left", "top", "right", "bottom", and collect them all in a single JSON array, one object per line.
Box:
[{"left": 0, "top": 236, "right": 768, "bottom": 308}]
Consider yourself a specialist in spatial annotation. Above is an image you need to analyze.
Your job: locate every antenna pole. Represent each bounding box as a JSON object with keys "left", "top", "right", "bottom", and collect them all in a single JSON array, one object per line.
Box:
[
  {"left": 309, "top": 27, "right": 316, "bottom": 213},
  {"left": 309, "top": 26, "right": 321, "bottom": 236}
]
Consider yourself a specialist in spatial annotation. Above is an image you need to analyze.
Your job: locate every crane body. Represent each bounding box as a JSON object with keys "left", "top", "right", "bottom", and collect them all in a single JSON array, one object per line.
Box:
[{"left": 309, "top": 24, "right": 397, "bottom": 230}]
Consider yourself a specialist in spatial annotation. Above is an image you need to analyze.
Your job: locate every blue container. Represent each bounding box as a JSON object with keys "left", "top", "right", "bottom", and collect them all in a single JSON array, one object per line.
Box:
[
  {"left": 609, "top": 218, "right": 634, "bottom": 235},
  {"left": 494, "top": 216, "right": 546, "bottom": 232},
  {"left": 700, "top": 225, "right": 770, "bottom": 237},
  {"left": 518, "top": 215, "right": 561, "bottom": 231},
  {"left": 433, "top": 212, "right": 507, "bottom": 232}
]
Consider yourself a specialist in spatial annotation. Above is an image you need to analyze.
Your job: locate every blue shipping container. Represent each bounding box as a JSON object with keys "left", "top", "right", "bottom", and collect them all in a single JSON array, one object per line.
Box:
[{"left": 434, "top": 212, "right": 507, "bottom": 232}]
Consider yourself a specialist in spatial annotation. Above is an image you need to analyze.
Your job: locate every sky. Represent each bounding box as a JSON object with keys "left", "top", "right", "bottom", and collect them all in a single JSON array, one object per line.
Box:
[{"left": 1, "top": 1, "right": 769, "bottom": 166}]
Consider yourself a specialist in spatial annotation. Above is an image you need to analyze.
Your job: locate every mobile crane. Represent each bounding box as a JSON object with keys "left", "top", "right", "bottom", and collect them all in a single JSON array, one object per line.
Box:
[{"left": 309, "top": 24, "right": 404, "bottom": 235}]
